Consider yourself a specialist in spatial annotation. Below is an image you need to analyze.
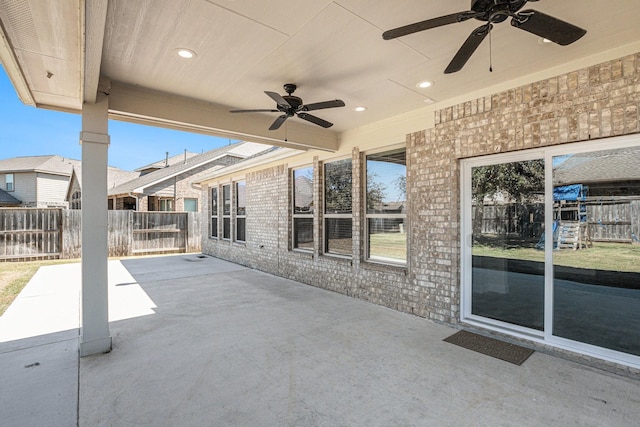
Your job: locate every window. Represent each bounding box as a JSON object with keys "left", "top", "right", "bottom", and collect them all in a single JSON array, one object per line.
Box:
[
  {"left": 5, "top": 173, "right": 14, "bottom": 192},
  {"left": 292, "top": 167, "right": 314, "bottom": 250},
  {"left": 222, "top": 184, "right": 231, "bottom": 240},
  {"left": 324, "top": 159, "right": 352, "bottom": 256},
  {"left": 366, "top": 148, "right": 407, "bottom": 264},
  {"left": 210, "top": 188, "right": 218, "bottom": 238},
  {"left": 235, "top": 181, "right": 246, "bottom": 242},
  {"left": 159, "top": 198, "right": 174, "bottom": 211},
  {"left": 71, "top": 191, "right": 81, "bottom": 210},
  {"left": 184, "top": 198, "right": 198, "bottom": 212}
]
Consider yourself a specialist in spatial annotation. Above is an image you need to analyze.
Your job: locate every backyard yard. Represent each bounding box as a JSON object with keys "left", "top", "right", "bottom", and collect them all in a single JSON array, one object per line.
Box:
[{"left": 473, "top": 236, "right": 640, "bottom": 273}]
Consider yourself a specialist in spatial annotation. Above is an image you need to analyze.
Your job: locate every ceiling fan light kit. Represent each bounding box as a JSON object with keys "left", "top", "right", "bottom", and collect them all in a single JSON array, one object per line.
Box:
[{"left": 382, "top": 0, "right": 587, "bottom": 74}]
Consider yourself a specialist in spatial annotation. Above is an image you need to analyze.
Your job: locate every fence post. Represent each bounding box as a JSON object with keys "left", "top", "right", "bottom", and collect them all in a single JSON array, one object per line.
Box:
[{"left": 127, "top": 210, "right": 133, "bottom": 256}]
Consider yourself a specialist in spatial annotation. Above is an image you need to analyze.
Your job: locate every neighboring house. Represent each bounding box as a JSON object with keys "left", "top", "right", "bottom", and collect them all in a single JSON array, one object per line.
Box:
[
  {"left": 0, "top": 155, "right": 75, "bottom": 208},
  {"left": 106, "top": 142, "right": 272, "bottom": 212},
  {"left": 553, "top": 146, "right": 640, "bottom": 197},
  {"left": 66, "top": 165, "right": 141, "bottom": 210}
]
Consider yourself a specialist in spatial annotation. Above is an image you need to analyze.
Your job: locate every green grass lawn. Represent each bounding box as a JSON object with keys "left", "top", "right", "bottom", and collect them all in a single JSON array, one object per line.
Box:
[
  {"left": 0, "top": 259, "right": 79, "bottom": 316},
  {"left": 369, "top": 232, "right": 407, "bottom": 261},
  {"left": 473, "top": 240, "right": 640, "bottom": 273}
]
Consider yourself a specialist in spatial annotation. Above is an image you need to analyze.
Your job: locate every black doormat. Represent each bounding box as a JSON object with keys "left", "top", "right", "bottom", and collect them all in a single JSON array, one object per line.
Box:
[{"left": 443, "top": 330, "right": 534, "bottom": 365}]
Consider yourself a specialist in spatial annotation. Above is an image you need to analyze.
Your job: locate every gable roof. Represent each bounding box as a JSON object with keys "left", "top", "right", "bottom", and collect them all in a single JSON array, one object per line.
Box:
[
  {"left": 108, "top": 142, "right": 272, "bottom": 196},
  {"left": 0, "top": 155, "right": 74, "bottom": 176},
  {"left": 0, "top": 188, "right": 21, "bottom": 206},
  {"left": 70, "top": 166, "right": 141, "bottom": 192}
]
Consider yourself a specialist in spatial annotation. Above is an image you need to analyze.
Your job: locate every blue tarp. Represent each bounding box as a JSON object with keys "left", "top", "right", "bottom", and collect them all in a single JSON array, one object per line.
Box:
[{"left": 553, "top": 184, "right": 583, "bottom": 201}]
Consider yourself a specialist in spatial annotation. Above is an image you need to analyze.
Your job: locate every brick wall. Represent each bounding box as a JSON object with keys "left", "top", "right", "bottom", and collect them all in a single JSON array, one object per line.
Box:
[{"left": 202, "top": 51, "right": 640, "bottom": 326}]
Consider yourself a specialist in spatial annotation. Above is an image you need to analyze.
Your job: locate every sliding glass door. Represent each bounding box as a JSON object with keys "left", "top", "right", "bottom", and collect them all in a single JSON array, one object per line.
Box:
[{"left": 462, "top": 137, "right": 640, "bottom": 365}]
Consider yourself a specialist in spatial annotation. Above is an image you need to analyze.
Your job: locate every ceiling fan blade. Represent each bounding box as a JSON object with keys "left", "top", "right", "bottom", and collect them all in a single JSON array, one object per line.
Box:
[
  {"left": 444, "top": 23, "right": 492, "bottom": 74},
  {"left": 511, "top": 10, "right": 586, "bottom": 46},
  {"left": 382, "top": 12, "right": 471, "bottom": 40},
  {"left": 230, "top": 109, "right": 279, "bottom": 113},
  {"left": 265, "top": 91, "right": 291, "bottom": 108},
  {"left": 269, "top": 114, "right": 288, "bottom": 130},
  {"left": 297, "top": 113, "right": 333, "bottom": 128},
  {"left": 302, "top": 99, "right": 345, "bottom": 111}
]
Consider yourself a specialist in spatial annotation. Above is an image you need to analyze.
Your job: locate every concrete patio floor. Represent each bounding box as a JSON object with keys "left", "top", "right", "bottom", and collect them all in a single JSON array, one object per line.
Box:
[{"left": 1, "top": 254, "right": 639, "bottom": 426}]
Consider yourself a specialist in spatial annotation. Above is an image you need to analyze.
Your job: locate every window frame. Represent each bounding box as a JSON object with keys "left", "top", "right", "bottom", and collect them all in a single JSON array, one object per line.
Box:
[
  {"left": 323, "top": 157, "right": 353, "bottom": 257},
  {"left": 235, "top": 180, "right": 246, "bottom": 243},
  {"left": 364, "top": 146, "right": 407, "bottom": 266},
  {"left": 210, "top": 187, "right": 218, "bottom": 239},
  {"left": 5, "top": 173, "right": 14, "bottom": 192},
  {"left": 291, "top": 166, "right": 314, "bottom": 252},
  {"left": 222, "top": 184, "right": 231, "bottom": 240}
]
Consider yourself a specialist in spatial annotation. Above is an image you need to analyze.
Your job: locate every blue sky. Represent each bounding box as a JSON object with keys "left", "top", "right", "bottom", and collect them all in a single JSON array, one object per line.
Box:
[{"left": 0, "top": 67, "right": 235, "bottom": 170}]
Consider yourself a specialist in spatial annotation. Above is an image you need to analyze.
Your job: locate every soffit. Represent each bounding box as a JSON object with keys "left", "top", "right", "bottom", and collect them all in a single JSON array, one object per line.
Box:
[{"left": 2, "top": 0, "right": 640, "bottom": 143}]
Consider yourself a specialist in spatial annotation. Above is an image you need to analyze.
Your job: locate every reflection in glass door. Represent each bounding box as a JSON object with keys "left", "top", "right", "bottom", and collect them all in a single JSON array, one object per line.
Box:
[
  {"left": 552, "top": 147, "right": 640, "bottom": 356},
  {"left": 470, "top": 159, "right": 545, "bottom": 330}
]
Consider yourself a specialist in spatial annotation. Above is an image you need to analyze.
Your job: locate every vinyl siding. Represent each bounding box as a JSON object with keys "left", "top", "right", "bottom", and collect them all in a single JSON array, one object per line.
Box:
[
  {"left": 10, "top": 172, "right": 37, "bottom": 205},
  {"left": 36, "top": 173, "right": 70, "bottom": 207}
]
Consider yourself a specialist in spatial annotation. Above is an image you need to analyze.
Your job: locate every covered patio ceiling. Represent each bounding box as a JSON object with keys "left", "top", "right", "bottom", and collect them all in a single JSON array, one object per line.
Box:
[{"left": 1, "top": 0, "right": 640, "bottom": 151}]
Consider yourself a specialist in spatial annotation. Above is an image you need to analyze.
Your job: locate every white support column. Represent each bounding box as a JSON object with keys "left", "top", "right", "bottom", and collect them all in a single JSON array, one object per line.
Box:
[{"left": 79, "top": 92, "right": 112, "bottom": 357}]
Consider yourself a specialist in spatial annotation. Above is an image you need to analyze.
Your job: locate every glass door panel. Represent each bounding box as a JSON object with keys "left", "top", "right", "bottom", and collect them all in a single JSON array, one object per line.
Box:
[
  {"left": 471, "top": 159, "right": 545, "bottom": 330},
  {"left": 552, "top": 147, "right": 640, "bottom": 356}
]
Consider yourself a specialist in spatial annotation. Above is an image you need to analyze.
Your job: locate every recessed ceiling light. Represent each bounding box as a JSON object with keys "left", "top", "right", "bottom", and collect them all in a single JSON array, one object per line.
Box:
[
  {"left": 539, "top": 38, "right": 552, "bottom": 44},
  {"left": 354, "top": 106, "right": 367, "bottom": 112},
  {"left": 416, "top": 80, "right": 433, "bottom": 89},
  {"left": 177, "top": 48, "right": 196, "bottom": 59}
]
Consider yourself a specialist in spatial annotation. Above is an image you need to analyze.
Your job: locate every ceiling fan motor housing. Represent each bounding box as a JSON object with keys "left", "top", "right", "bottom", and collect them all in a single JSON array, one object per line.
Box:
[
  {"left": 283, "top": 95, "right": 303, "bottom": 110},
  {"left": 471, "top": 0, "right": 528, "bottom": 22}
]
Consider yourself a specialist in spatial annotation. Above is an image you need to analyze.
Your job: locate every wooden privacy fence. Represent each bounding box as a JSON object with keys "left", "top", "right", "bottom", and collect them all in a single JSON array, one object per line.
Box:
[
  {"left": 473, "top": 199, "right": 640, "bottom": 244},
  {"left": 586, "top": 200, "right": 640, "bottom": 243},
  {"left": 0, "top": 209, "right": 202, "bottom": 261},
  {"left": 0, "top": 209, "right": 62, "bottom": 260}
]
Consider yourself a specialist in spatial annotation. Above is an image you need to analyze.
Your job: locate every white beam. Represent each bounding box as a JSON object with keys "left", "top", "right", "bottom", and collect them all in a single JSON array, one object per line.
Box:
[
  {"left": 83, "top": 0, "right": 109, "bottom": 103},
  {"left": 79, "top": 91, "right": 111, "bottom": 357},
  {"left": 107, "top": 81, "right": 339, "bottom": 152}
]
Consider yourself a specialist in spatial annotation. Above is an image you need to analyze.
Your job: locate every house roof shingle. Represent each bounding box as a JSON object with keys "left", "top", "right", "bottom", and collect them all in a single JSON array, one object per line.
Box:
[
  {"left": 134, "top": 151, "right": 200, "bottom": 172},
  {"left": 0, "top": 155, "right": 74, "bottom": 176},
  {"left": 0, "top": 188, "right": 21, "bottom": 206},
  {"left": 553, "top": 146, "right": 640, "bottom": 185}
]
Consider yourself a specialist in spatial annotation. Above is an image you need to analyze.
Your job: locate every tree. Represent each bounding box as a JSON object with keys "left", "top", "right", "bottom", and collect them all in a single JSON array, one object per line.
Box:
[
  {"left": 472, "top": 159, "right": 544, "bottom": 204},
  {"left": 471, "top": 159, "right": 544, "bottom": 237},
  {"left": 325, "top": 159, "right": 352, "bottom": 214}
]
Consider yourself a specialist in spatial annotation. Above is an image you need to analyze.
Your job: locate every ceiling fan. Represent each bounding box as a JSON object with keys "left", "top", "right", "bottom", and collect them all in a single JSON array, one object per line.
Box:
[
  {"left": 382, "top": 0, "right": 587, "bottom": 74},
  {"left": 230, "top": 83, "right": 345, "bottom": 130}
]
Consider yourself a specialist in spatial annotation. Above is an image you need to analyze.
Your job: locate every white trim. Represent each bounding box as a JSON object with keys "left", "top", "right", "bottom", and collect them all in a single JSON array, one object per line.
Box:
[{"left": 197, "top": 148, "right": 303, "bottom": 185}]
